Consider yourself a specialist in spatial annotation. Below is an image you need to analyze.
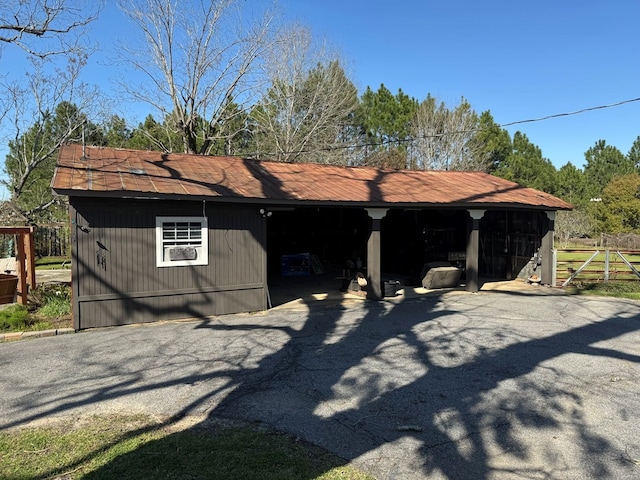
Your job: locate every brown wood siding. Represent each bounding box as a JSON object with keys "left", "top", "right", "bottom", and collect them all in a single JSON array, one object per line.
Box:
[{"left": 70, "top": 197, "right": 267, "bottom": 329}]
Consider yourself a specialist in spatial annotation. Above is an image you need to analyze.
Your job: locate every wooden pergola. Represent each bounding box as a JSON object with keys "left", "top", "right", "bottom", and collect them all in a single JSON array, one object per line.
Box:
[{"left": 0, "top": 227, "right": 36, "bottom": 304}]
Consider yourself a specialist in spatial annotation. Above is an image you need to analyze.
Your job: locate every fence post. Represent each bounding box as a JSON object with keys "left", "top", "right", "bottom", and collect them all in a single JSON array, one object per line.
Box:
[{"left": 604, "top": 249, "right": 609, "bottom": 282}]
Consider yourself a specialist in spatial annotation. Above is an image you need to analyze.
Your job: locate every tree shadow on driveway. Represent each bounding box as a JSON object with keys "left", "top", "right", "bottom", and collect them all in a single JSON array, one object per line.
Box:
[
  {"left": 2, "top": 290, "right": 640, "bottom": 479},
  {"left": 206, "top": 292, "right": 640, "bottom": 479}
]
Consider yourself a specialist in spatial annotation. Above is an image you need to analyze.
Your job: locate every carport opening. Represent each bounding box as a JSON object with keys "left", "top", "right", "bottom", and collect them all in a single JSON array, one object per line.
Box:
[
  {"left": 266, "top": 207, "right": 469, "bottom": 306},
  {"left": 381, "top": 209, "right": 468, "bottom": 279},
  {"left": 266, "top": 207, "right": 370, "bottom": 276},
  {"left": 479, "top": 210, "right": 547, "bottom": 280},
  {"left": 265, "top": 207, "right": 547, "bottom": 307}
]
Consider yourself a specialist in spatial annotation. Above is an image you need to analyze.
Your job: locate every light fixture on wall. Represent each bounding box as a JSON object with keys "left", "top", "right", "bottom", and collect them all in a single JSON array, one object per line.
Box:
[{"left": 259, "top": 208, "right": 272, "bottom": 218}]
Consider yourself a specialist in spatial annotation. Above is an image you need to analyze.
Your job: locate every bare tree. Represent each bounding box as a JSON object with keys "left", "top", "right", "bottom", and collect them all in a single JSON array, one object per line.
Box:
[
  {"left": 2, "top": 55, "right": 99, "bottom": 223},
  {"left": 117, "top": 0, "right": 276, "bottom": 155},
  {"left": 0, "top": 0, "right": 100, "bottom": 58},
  {"left": 409, "top": 96, "right": 490, "bottom": 171},
  {"left": 251, "top": 26, "right": 359, "bottom": 164},
  {"left": 555, "top": 209, "right": 594, "bottom": 247}
]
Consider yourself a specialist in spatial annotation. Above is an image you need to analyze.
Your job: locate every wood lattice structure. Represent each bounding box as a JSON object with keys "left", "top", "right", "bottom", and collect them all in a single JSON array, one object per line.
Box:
[{"left": 0, "top": 227, "right": 36, "bottom": 304}]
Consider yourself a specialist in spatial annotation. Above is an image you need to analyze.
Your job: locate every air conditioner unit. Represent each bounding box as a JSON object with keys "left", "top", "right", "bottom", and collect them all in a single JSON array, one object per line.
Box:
[{"left": 168, "top": 246, "right": 197, "bottom": 261}]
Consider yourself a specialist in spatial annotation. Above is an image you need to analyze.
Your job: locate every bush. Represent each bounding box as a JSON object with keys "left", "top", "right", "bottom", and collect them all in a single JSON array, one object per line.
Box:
[
  {"left": 29, "top": 283, "right": 71, "bottom": 309},
  {"left": 29, "top": 283, "right": 71, "bottom": 321}
]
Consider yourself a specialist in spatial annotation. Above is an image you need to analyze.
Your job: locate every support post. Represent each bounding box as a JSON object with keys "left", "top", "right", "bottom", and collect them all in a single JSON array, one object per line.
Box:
[
  {"left": 466, "top": 209, "right": 485, "bottom": 292},
  {"left": 25, "top": 227, "right": 36, "bottom": 291},
  {"left": 541, "top": 211, "right": 555, "bottom": 286},
  {"left": 15, "top": 235, "right": 28, "bottom": 305},
  {"left": 0, "top": 227, "right": 36, "bottom": 305},
  {"left": 365, "top": 208, "right": 388, "bottom": 300}
]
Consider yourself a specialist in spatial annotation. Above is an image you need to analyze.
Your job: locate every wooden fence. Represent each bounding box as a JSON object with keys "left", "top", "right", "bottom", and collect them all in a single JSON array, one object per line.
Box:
[{"left": 556, "top": 249, "right": 640, "bottom": 286}]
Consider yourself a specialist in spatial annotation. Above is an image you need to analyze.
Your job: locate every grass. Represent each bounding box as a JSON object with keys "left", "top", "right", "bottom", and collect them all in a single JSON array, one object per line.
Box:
[
  {"left": 35, "top": 256, "right": 71, "bottom": 270},
  {"left": 565, "top": 280, "right": 640, "bottom": 299},
  {"left": 0, "top": 304, "right": 45, "bottom": 332},
  {"left": 35, "top": 295, "right": 71, "bottom": 318},
  {"left": 0, "top": 414, "right": 374, "bottom": 480}
]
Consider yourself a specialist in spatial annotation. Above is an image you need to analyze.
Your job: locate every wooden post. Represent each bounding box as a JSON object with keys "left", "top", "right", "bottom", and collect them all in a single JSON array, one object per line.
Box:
[
  {"left": 365, "top": 208, "right": 388, "bottom": 300},
  {"left": 541, "top": 211, "right": 555, "bottom": 286},
  {"left": 26, "top": 227, "right": 36, "bottom": 291},
  {"left": 466, "top": 210, "right": 485, "bottom": 292},
  {"left": 0, "top": 227, "right": 37, "bottom": 305},
  {"left": 15, "top": 234, "right": 28, "bottom": 304}
]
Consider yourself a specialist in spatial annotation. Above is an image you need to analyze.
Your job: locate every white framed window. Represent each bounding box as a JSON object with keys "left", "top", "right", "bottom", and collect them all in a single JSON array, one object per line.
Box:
[{"left": 156, "top": 216, "right": 208, "bottom": 267}]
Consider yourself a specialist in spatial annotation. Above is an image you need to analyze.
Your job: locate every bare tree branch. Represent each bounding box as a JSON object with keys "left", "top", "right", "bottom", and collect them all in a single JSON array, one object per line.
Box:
[
  {"left": 117, "top": 0, "right": 276, "bottom": 155},
  {"left": 2, "top": 54, "right": 99, "bottom": 223},
  {"left": 410, "top": 96, "right": 490, "bottom": 171},
  {"left": 0, "top": 0, "right": 101, "bottom": 58},
  {"left": 251, "top": 26, "right": 359, "bottom": 164}
]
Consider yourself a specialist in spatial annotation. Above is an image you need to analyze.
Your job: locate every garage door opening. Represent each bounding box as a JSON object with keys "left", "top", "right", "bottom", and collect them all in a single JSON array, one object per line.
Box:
[
  {"left": 479, "top": 210, "right": 547, "bottom": 280},
  {"left": 265, "top": 207, "right": 472, "bottom": 307}
]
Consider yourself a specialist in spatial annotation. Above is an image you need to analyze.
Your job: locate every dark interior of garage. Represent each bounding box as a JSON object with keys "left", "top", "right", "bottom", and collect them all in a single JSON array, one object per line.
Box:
[
  {"left": 266, "top": 207, "right": 547, "bottom": 302},
  {"left": 266, "top": 207, "right": 469, "bottom": 296},
  {"left": 267, "top": 207, "right": 369, "bottom": 278},
  {"left": 479, "top": 210, "right": 546, "bottom": 280}
]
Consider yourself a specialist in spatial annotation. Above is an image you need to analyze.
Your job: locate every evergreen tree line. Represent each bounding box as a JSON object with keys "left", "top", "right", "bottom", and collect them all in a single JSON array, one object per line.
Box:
[{"left": 6, "top": 80, "right": 640, "bottom": 237}]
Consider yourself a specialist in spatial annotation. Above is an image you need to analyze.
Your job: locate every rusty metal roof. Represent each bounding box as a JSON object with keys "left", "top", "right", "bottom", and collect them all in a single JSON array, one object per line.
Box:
[{"left": 52, "top": 144, "right": 572, "bottom": 210}]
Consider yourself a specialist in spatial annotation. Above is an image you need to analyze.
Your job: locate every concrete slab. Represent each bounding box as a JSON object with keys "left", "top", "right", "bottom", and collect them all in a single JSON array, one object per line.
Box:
[{"left": 35, "top": 269, "right": 71, "bottom": 284}]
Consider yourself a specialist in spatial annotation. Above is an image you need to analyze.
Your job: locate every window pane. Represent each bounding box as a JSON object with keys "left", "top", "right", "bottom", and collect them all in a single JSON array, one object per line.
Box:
[
  {"left": 162, "top": 223, "right": 176, "bottom": 240},
  {"left": 190, "top": 225, "right": 202, "bottom": 239}
]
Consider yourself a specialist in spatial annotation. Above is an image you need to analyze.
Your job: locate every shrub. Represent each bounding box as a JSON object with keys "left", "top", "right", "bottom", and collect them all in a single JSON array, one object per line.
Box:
[
  {"left": 29, "top": 283, "right": 71, "bottom": 309},
  {"left": 0, "top": 305, "right": 34, "bottom": 332},
  {"left": 29, "top": 283, "right": 72, "bottom": 321}
]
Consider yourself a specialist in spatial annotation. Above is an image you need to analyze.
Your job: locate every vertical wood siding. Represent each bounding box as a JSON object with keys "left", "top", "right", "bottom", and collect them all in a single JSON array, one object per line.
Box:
[{"left": 70, "top": 197, "right": 267, "bottom": 329}]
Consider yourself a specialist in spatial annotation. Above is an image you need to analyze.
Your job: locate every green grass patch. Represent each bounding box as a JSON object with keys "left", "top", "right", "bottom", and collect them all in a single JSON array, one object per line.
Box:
[
  {"left": 36, "top": 295, "right": 71, "bottom": 318},
  {"left": 35, "top": 256, "right": 71, "bottom": 270},
  {"left": 0, "top": 304, "right": 53, "bottom": 332},
  {"left": 565, "top": 281, "right": 640, "bottom": 299},
  {"left": 0, "top": 415, "right": 374, "bottom": 480},
  {"left": 0, "top": 284, "right": 72, "bottom": 333}
]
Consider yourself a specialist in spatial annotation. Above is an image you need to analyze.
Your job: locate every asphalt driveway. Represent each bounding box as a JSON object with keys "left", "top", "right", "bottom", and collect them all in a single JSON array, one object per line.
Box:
[{"left": 1, "top": 289, "right": 639, "bottom": 479}]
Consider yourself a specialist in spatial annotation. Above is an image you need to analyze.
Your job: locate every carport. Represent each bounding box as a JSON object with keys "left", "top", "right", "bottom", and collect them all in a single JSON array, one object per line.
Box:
[{"left": 265, "top": 205, "right": 560, "bottom": 301}]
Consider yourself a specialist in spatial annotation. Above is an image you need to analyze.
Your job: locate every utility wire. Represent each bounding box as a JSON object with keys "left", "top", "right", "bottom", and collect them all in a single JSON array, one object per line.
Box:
[
  {"left": 244, "top": 95, "right": 640, "bottom": 159},
  {"left": 499, "top": 97, "right": 640, "bottom": 128}
]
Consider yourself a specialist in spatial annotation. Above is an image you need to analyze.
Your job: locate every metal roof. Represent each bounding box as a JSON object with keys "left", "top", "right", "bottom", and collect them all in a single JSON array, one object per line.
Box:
[{"left": 52, "top": 144, "right": 573, "bottom": 210}]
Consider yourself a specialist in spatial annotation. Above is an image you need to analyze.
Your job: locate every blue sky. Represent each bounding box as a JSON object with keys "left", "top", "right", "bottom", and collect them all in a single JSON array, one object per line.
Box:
[
  {"left": 2, "top": 0, "right": 639, "bottom": 177},
  {"left": 280, "top": 0, "right": 640, "bottom": 168}
]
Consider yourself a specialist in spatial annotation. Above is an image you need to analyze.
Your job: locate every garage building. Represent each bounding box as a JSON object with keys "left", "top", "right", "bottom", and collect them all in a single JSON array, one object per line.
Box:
[{"left": 52, "top": 145, "right": 572, "bottom": 329}]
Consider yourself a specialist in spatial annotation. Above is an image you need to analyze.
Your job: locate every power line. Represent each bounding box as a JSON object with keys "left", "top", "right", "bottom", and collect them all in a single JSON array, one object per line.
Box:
[
  {"left": 499, "top": 97, "right": 640, "bottom": 128},
  {"left": 246, "top": 95, "right": 640, "bottom": 158}
]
